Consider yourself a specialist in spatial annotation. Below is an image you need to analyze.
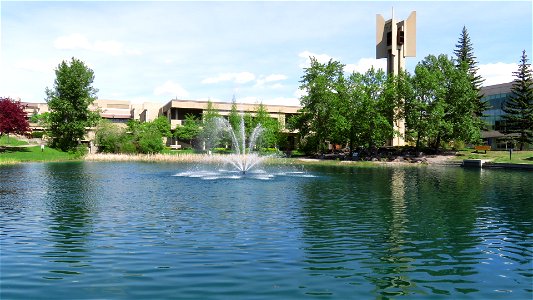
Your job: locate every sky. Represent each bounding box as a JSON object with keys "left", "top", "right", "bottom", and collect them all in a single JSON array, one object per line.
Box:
[{"left": 1, "top": 1, "right": 531, "bottom": 106}]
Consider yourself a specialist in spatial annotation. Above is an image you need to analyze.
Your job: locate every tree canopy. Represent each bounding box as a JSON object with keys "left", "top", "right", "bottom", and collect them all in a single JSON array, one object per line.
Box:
[
  {"left": 174, "top": 114, "right": 201, "bottom": 148},
  {"left": 406, "top": 54, "right": 481, "bottom": 150},
  {"left": 0, "top": 97, "right": 30, "bottom": 138},
  {"left": 45, "top": 57, "right": 100, "bottom": 151}
]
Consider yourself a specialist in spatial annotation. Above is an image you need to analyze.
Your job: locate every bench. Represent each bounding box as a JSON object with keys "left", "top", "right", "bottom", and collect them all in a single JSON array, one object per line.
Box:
[{"left": 474, "top": 145, "right": 491, "bottom": 154}]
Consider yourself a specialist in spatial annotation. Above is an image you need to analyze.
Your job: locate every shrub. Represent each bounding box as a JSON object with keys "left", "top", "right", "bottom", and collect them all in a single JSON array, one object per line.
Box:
[
  {"left": 31, "top": 131, "right": 45, "bottom": 139},
  {"left": 69, "top": 145, "right": 89, "bottom": 158},
  {"left": 137, "top": 130, "right": 164, "bottom": 154}
]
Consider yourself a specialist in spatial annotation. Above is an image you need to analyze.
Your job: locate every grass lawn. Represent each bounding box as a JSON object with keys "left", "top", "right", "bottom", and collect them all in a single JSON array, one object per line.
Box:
[
  {"left": 0, "top": 135, "right": 30, "bottom": 146},
  {"left": 454, "top": 149, "right": 533, "bottom": 164},
  {"left": 0, "top": 145, "right": 78, "bottom": 164}
]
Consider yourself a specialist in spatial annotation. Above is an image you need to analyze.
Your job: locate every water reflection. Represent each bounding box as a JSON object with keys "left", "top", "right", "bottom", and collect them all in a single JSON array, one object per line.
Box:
[
  {"left": 42, "top": 162, "right": 96, "bottom": 279},
  {"left": 299, "top": 167, "right": 496, "bottom": 298},
  {"left": 1, "top": 163, "right": 531, "bottom": 299}
]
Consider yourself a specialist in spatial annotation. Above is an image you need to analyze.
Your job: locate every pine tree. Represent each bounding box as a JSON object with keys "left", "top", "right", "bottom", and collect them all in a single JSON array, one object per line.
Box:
[
  {"left": 454, "top": 26, "right": 488, "bottom": 117},
  {"left": 502, "top": 50, "right": 533, "bottom": 150}
]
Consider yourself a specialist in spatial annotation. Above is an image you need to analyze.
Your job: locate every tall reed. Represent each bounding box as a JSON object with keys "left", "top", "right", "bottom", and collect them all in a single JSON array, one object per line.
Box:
[{"left": 85, "top": 153, "right": 237, "bottom": 163}]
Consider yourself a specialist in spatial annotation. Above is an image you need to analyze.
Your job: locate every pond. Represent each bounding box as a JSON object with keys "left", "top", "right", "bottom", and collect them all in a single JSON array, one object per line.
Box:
[{"left": 1, "top": 162, "right": 532, "bottom": 299}]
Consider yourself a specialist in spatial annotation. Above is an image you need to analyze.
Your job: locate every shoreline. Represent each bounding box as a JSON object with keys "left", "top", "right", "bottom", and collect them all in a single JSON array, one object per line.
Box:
[{"left": 2, "top": 152, "right": 531, "bottom": 170}]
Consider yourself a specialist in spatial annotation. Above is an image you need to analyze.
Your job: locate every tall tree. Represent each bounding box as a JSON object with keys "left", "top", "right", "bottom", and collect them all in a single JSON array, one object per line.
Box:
[
  {"left": 253, "top": 103, "right": 281, "bottom": 149},
  {"left": 0, "top": 97, "right": 30, "bottom": 139},
  {"left": 201, "top": 100, "right": 222, "bottom": 150},
  {"left": 502, "top": 50, "right": 533, "bottom": 150},
  {"left": 407, "top": 54, "right": 479, "bottom": 150},
  {"left": 344, "top": 67, "right": 393, "bottom": 152},
  {"left": 45, "top": 57, "right": 99, "bottom": 151},
  {"left": 296, "top": 57, "right": 346, "bottom": 153},
  {"left": 454, "top": 26, "right": 488, "bottom": 117},
  {"left": 174, "top": 114, "right": 202, "bottom": 148}
]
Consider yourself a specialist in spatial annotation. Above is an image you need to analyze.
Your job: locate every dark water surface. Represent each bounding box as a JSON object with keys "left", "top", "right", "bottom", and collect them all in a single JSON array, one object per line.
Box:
[{"left": 1, "top": 162, "right": 532, "bottom": 299}]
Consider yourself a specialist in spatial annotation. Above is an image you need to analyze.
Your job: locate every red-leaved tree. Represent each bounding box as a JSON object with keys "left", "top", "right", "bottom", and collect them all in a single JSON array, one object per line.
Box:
[{"left": 0, "top": 97, "right": 30, "bottom": 138}]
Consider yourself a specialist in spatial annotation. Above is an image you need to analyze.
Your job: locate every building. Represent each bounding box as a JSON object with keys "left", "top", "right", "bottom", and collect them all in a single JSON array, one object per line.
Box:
[
  {"left": 24, "top": 98, "right": 301, "bottom": 148},
  {"left": 159, "top": 99, "right": 300, "bottom": 149},
  {"left": 376, "top": 10, "right": 416, "bottom": 147},
  {"left": 480, "top": 82, "right": 530, "bottom": 150},
  {"left": 159, "top": 98, "right": 300, "bottom": 129}
]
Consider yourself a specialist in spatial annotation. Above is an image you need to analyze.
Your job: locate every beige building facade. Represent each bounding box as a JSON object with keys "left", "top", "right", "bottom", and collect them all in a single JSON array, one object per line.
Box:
[{"left": 24, "top": 98, "right": 301, "bottom": 146}]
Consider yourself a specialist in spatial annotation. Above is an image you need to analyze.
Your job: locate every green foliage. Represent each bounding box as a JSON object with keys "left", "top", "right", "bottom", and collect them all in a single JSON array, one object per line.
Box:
[
  {"left": 294, "top": 58, "right": 395, "bottom": 154},
  {"left": 45, "top": 57, "right": 100, "bottom": 151},
  {"left": 454, "top": 26, "right": 488, "bottom": 117},
  {"left": 174, "top": 114, "right": 202, "bottom": 147},
  {"left": 30, "top": 112, "right": 50, "bottom": 127},
  {"left": 151, "top": 116, "right": 172, "bottom": 138},
  {"left": 0, "top": 141, "right": 78, "bottom": 164},
  {"left": 69, "top": 144, "right": 89, "bottom": 159},
  {"left": 96, "top": 118, "right": 169, "bottom": 154},
  {"left": 502, "top": 50, "right": 533, "bottom": 150},
  {"left": 296, "top": 58, "right": 348, "bottom": 153},
  {"left": 344, "top": 67, "right": 394, "bottom": 150},
  {"left": 253, "top": 103, "right": 282, "bottom": 149},
  {"left": 406, "top": 54, "right": 481, "bottom": 150},
  {"left": 200, "top": 100, "right": 222, "bottom": 150},
  {"left": 293, "top": 53, "right": 483, "bottom": 154},
  {"left": 95, "top": 119, "right": 129, "bottom": 153},
  {"left": 0, "top": 135, "right": 29, "bottom": 146},
  {"left": 31, "top": 131, "right": 45, "bottom": 139},
  {"left": 136, "top": 130, "right": 164, "bottom": 154},
  {"left": 228, "top": 96, "right": 241, "bottom": 131}
]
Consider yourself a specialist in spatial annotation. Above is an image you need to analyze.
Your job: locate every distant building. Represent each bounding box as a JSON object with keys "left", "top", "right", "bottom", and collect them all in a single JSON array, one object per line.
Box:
[
  {"left": 480, "top": 82, "right": 530, "bottom": 150},
  {"left": 23, "top": 98, "right": 301, "bottom": 148}
]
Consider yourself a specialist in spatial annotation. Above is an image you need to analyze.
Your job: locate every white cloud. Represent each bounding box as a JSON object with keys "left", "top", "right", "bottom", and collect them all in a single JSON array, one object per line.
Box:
[
  {"left": 294, "top": 88, "right": 307, "bottom": 99},
  {"left": 54, "top": 33, "right": 142, "bottom": 56},
  {"left": 255, "top": 74, "right": 288, "bottom": 87},
  {"left": 478, "top": 62, "right": 516, "bottom": 86},
  {"left": 202, "top": 72, "right": 256, "bottom": 84},
  {"left": 54, "top": 33, "right": 91, "bottom": 49},
  {"left": 264, "top": 97, "right": 300, "bottom": 107},
  {"left": 153, "top": 80, "right": 189, "bottom": 98},
  {"left": 344, "top": 58, "right": 387, "bottom": 74},
  {"left": 298, "top": 50, "right": 334, "bottom": 68},
  {"left": 14, "top": 58, "right": 56, "bottom": 73},
  {"left": 264, "top": 74, "right": 288, "bottom": 82}
]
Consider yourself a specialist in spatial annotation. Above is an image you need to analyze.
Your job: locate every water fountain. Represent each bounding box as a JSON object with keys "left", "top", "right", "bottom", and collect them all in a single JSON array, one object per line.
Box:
[
  {"left": 174, "top": 115, "right": 313, "bottom": 180},
  {"left": 214, "top": 116, "right": 265, "bottom": 175}
]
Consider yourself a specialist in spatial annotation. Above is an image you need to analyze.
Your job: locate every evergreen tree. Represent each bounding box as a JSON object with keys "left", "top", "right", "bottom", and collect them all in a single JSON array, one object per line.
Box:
[
  {"left": 502, "top": 50, "right": 533, "bottom": 150},
  {"left": 454, "top": 26, "right": 488, "bottom": 117}
]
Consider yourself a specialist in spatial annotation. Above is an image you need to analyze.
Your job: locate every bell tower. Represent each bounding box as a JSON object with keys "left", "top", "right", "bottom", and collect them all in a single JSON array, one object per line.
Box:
[{"left": 376, "top": 9, "right": 416, "bottom": 146}]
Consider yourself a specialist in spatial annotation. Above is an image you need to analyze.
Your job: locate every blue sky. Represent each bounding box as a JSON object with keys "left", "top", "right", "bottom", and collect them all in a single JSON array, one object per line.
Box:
[{"left": 1, "top": 1, "right": 531, "bottom": 106}]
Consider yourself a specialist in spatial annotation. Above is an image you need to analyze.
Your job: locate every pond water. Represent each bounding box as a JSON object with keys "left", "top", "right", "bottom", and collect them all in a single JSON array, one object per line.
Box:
[{"left": 1, "top": 162, "right": 532, "bottom": 299}]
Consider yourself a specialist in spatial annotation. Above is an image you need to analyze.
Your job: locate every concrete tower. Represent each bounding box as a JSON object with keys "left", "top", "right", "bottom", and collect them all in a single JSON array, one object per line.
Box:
[{"left": 376, "top": 9, "right": 416, "bottom": 147}]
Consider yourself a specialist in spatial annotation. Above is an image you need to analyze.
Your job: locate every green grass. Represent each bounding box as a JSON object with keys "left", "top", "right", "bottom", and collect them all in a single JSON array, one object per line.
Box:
[
  {"left": 0, "top": 145, "right": 78, "bottom": 164},
  {"left": 0, "top": 135, "right": 29, "bottom": 146},
  {"left": 454, "top": 150, "right": 533, "bottom": 164}
]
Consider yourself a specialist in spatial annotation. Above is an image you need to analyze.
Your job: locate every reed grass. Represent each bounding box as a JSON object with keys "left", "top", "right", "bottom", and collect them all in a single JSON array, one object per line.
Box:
[{"left": 85, "top": 153, "right": 244, "bottom": 164}]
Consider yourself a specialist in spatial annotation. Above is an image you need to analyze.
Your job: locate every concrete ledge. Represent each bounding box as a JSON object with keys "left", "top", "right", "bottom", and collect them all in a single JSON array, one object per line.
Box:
[
  {"left": 483, "top": 163, "right": 533, "bottom": 170},
  {"left": 462, "top": 159, "right": 484, "bottom": 168}
]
